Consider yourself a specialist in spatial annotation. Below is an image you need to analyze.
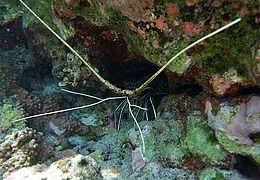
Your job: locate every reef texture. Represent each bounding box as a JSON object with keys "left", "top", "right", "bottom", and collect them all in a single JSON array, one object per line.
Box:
[
  {"left": 1, "top": 0, "right": 259, "bottom": 91},
  {"left": 206, "top": 96, "right": 260, "bottom": 164},
  {"left": 0, "top": 103, "right": 25, "bottom": 135},
  {"left": 0, "top": 0, "right": 260, "bottom": 179},
  {"left": 5, "top": 154, "right": 103, "bottom": 179},
  {"left": 0, "top": 128, "right": 43, "bottom": 175}
]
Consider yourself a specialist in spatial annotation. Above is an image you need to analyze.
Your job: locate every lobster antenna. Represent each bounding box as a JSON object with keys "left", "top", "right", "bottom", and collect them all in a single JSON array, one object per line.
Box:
[{"left": 18, "top": 0, "right": 241, "bottom": 97}]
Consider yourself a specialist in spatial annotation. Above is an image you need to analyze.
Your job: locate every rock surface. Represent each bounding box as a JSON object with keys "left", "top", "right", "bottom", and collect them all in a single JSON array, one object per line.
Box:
[{"left": 5, "top": 154, "right": 102, "bottom": 180}]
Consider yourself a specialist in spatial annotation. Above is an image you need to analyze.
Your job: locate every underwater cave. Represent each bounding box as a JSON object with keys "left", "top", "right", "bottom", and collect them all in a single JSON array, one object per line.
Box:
[{"left": 0, "top": 0, "right": 260, "bottom": 179}]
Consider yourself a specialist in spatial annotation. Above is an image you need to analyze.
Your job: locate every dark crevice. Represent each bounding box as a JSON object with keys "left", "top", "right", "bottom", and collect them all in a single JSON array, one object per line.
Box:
[
  {"left": 0, "top": 18, "right": 28, "bottom": 51},
  {"left": 234, "top": 155, "right": 260, "bottom": 179},
  {"left": 239, "top": 86, "right": 260, "bottom": 96},
  {"left": 108, "top": 59, "right": 169, "bottom": 120},
  {"left": 248, "top": 132, "right": 260, "bottom": 144},
  {"left": 171, "top": 83, "right": 203, "bottom": 97},
  {"left": 20, "top": 44, "right": 58, "bottom": 97},
  {"left": 108, "top": 60, "right": 168, "bottom": 91}
]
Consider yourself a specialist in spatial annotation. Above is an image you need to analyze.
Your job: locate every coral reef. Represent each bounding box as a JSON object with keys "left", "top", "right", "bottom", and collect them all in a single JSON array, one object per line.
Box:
[
  {"left": 0, "top": 60, "right": 20, "bottom": 100},
  {"left": 52, "top": 53, "right": 92, "bottom": 87},
  {"left": 206, "top": 96, "right": 260, "bottom": 164},
  {"left": 64, "top": 121, "right": 106, "bottom": 137},
  {"left": 2, "top": 0, "right": 259, "bottom": 86},
  {"left": 0, "top": 103, "right": 25, "bottom": 135},
  {"left": 128, "top": 95, "right": 228, "bottom": 168},
  {"left": 17, "top": 89, "right": 42, "bottom": 117},
  {"left": 183, "top": 111, "right": 227, "bottom": 165},
  {"left": 0, "top": 0, "right": 259, "bottom": 179},
  {"left": 199, "top": 167, "right": 225, "bottom": 180},
  {"left": 128, "top": 119, "right": 185, "bottom": 164},
  {"left": 0, "top": 128, "right": 43, "bottom": 175},
  {"left": 5, "top": 154, "right": 102, "bottom": 179}
]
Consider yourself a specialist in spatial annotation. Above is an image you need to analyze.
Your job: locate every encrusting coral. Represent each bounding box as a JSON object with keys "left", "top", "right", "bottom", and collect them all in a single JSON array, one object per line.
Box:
[
  {"left": 4, "top": 154, "right": 103, "bottom": 179},
  {"left": 0, "top": 128, "right": 43, "bottom": 175},
  {"left": 0, "top": 103, "right": 25, "bottom": 135},
  {"left": 52, "top": 53, "right": 92, "bottom": 87},
  {"left": 0, "top": 0, "right": 259, "bottom": 179},
  {"left": 128, "top": 95, "right": 229, "bottom": 168},
  {"left": 206, "top": 96, "right": 260, "bottom": 164}
]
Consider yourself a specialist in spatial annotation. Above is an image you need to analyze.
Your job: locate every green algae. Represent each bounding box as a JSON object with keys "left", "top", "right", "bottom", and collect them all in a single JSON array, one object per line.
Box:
[
  {"left": 182, "top": 112, "right": 227, "bottom": 165},
  {"left": 196, "top": 19, "right": 259, "bottom": 81},
  {"left": 157, "top": 96, "right": 227, "bottom": 165},
  {"left": 199, "top": 167, "right": 225, "bottom": 180},
  {"left": 216, "top": 131, "right": 260, "bottom": 164},
  {"left": 144, "top": 119, "right": 185, "bottom": 163},
  {"left": 0, "top": 104, "right": 25, "bottom": 135},
  {"left": 0, "top": 0, "right": 22, "bottom": 25},
  {"left": 89, "top": 150, "right": 104, "bottom": 164},
  {"left": 128, "top": 110, "right": 227, "bottom": 165}
]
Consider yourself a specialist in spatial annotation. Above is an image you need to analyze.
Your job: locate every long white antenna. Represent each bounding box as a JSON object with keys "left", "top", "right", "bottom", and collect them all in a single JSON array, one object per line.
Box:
[{"left": 18, "top": 0, "right": 241, "bottom": 97}]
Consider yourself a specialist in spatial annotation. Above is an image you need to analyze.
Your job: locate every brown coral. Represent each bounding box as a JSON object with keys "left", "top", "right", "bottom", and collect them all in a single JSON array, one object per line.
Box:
[
  {"left": 17, "top": 88, "right": 42, "bottom": 116},
  {"left": 167, "top": 3, "right": 179, "bottom": 18},
  {"left": 0, "top": 67, "right": 20, "bottom": 100},
  {"left": 0, "top": 128, "right": 43, "bottom": 174},
  {"left": 16, "top": 88, "right": 66, "bottom": 132},
  {"left": 65, "top": 121, "right": 103, "bottom": 137},
  {"left": 186, "top": 0, "right": 200, "bottom": 7},
  {"left": 209, "top": 74, "right": 232, "bottom": 96},
  {"left": 183, "top": 22, "right": 202, "bottom": 36},
  {"left": 155, "top": 15, "right": 169, "bottom": 31}
]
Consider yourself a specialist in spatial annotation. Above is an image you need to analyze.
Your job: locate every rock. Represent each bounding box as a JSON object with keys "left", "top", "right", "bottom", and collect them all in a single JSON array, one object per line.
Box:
[
  {"left": 0, "top": 128, "right": 42, "bottom": 175},
  {"left": 199, "top": 167, "right": 225, "bottom": 180},
  {"left": 131, "top": 148, "right": 146, "bottom": 172},
  {"left": 183, "top": 111, "right": 227, "bottom": 164},
  {"left": 141, "top": 163, "right": 195, "bottom": 180},
  {"left": 127, "top": 118, "right": 185, "bottom": 164},
  {"left": 5, "top": 154, "right": 102, "bottom": 180},
  {"left": 101, "top": 0, "right": 154, "bottom": 22},
  {"left": 206, "top": 96, "right": 260, "bottom": 164}
]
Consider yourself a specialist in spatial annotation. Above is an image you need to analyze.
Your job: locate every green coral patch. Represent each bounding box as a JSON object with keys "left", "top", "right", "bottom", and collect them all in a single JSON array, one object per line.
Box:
[
  {"left": 199, "top": 167, "right": 225, "bottom": 180},
  {"left": 183, "top": 113, "right": 227, "bottom": 164},
  {"left": 0, "top": 104, "right": 25, "bottom": 135},
  {"left": 0, "top": 0, "right": 22, "bottom": 25},
  {"left": 128, "top": 119, "right": 186, "bottom": 163},
  {"left": 216, "top": 131, "right": 260, "bottom": 164},
  {"left": 196, "top": 19, "right": 259, "bottom": 80}
]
